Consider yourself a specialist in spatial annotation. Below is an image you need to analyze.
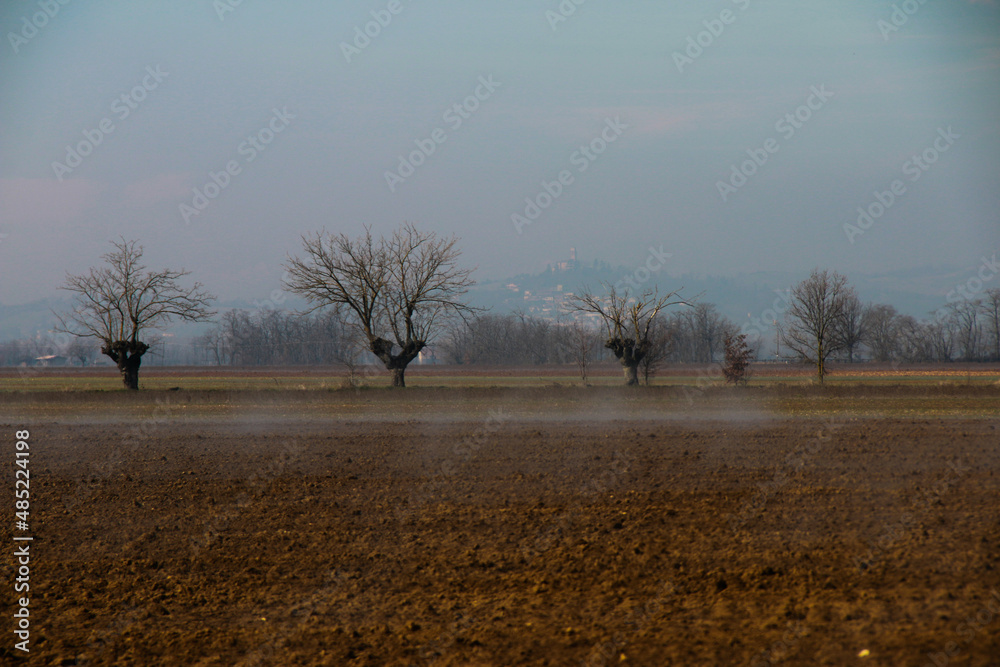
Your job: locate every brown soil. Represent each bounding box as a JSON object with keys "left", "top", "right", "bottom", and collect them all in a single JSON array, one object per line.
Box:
[{"left": 2, "top": 392, "right": 999, "bottom": 665}]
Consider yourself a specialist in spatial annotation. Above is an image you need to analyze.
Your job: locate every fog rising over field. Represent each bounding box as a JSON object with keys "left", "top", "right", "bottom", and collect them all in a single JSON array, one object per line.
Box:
[{"left": 1, "top": 1, "right": 998, "bottom": 307}]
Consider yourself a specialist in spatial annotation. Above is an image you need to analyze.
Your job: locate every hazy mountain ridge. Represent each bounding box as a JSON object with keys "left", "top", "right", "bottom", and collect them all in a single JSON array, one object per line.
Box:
[{"left": 469, "top": 264, "right": 967, "bottom": 327}]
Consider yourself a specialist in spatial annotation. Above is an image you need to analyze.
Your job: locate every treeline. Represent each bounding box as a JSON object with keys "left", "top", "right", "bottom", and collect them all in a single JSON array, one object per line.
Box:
[
  {"left": 438, "top": 314, "right": 605, "bottom": 365},
  {"left": 200, "top": 309, "right": 360, "bottom": 366},
  {"left": 4, "top": 290, "right": 999, "bottom": 367},
  {"left": 434, "top": 303, "right": 737, "bottom": 366},
  {"left": 164, "top": 288, "right": 1000, "bottom": 366},
  {"left": 0, "top": 335, "right": 92, "bottom": 367},
  {"left": 858, "top": 298, "right": 1000, "bottom": 362},
  {"left": 661, "top": 303, "right": 736, "bottom": 363},
  {"left": 0, "top": 303, "right": 739, "bottom": 368}
]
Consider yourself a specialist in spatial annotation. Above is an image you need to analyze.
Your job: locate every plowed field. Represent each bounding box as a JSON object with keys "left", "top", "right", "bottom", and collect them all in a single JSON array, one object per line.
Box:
[{"left": 1, "top": 385, "right": 998, "bottom": 665}]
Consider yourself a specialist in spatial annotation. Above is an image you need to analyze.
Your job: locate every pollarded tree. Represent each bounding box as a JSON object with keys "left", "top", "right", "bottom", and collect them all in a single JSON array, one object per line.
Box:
[
  {"left": 570, "top": 284, "right": 689, "bottom": 386},
  {"left": 284, "top": 223, "right": 478, "bottom": 387},
  {"left": 56, "top": 238, "right": 216, "bottom": 389},
  {"left": 781, "top": 269, "right": 855, "bottom": 383}
]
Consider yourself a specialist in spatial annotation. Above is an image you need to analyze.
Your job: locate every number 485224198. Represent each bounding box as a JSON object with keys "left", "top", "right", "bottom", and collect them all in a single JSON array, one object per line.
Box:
[{"left": 15, "top": 430, "right": 30, "bottom": 526}]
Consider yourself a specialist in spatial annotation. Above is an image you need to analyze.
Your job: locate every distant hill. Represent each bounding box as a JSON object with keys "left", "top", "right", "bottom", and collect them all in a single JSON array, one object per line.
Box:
[
  {"left": 468, "top": 263, "right": 958, "bottom": 328},
  {"left": 0, "top": 299, "right": 67, "bottom": 340}
]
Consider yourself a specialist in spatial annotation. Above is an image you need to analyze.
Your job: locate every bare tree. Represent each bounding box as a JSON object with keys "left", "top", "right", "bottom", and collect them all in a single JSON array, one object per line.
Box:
[
  {"left": 56, "top": 238, "right": 215, "bottom": 389},
  {"left": 204, "top": 308, "right": 359, "bottom": 367},
  {"left": 639, "top": 314, "right": 672, "bottom": 385},
  {"left": 440, "top": 315, "right": 498, "bottom": 365},
  {"left": 197, "top": 327, "right": 228, "bottom": 365},
  {"left": 926, "top": 317, "right": 956, "bottom": 362},
  {"left": 862, "top": 304, "right": 899, "bottom": 362},
  {"left": 949, "top": 300, "right": 982, "bottom": 361},
  {"left": 569, "top": 284, "right": 688, "bottom": 386},
  {"left": 559, "top": 321, "right": 598, "bottom": 385},
  {"left": 65, "top": 338, "right": 95, "bottom": 366},
  {"left": 721, "top": 332, "right": 753, "bottom": 385},
  {"left": 441, "top": 313, "right": 607, "bottom": 367},
  {"left": 781, "top": 269, "right": 854, "bottom": 383},
  {"left": 691, "top": 302, "right": 731, "bottom": 362},
  {"left": 662, "top": 312, "right": 693, "bottom": 362},
  {"left": 980, "top": 289, "right": 1000, "bottom": 361},
  {"left": 659, "top": 302, "right": 733, "bottom": 363},
  {"left": 895, "top": 315, "right": 928, "bottom": 362},
  {"left": 0, "top": 340, "right": 32, "bottom": 367},
  {"left": 516, "top": 311, "right": 555, "bottom": 365},
  {"left": 835, "top": 294, "right": 868, "bottom": 363},
  {"left": 337, "top": 325, "right": 372, "bottom": 387},
  {"left": 284, "top": 224, "right": 477, "bottom": 387}
]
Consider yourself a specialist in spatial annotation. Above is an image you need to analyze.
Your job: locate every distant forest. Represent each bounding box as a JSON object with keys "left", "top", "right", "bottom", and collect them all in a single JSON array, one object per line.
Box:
[{"left": 4, "top": 290, "right": 999, "bottom": 369}]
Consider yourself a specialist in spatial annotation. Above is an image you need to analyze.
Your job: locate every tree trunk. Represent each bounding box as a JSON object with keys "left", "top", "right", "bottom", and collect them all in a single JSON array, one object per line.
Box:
[
  {"left": 371, "top": 337, "right": 422, "bottom": 388},
  {"left": 607, "top": 338, "right": 644, "bottom": 387},
  {"left": 120, "top": 356, "right": 142, "bottom": 390},
  {"left": 101, "top": 340, "right": 148, "bottom": 390}
]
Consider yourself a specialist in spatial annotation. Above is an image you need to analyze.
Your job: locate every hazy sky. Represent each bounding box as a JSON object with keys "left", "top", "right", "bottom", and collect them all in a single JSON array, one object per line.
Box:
[{"left": 1, "top": 0, "right": 998, "bottom": 306}]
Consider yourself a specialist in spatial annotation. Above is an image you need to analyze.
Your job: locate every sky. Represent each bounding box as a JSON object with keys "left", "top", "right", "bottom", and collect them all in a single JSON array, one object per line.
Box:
[{"left": 1, "top": 0, "right": 998, "bottom": 308}]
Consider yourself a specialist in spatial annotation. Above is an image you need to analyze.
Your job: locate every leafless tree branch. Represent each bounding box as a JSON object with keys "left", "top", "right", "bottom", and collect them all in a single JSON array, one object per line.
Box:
[
  {"left": 284, "top": 223, "right": 479, "bottom": 386},
  {"left": 55, "top": 238, "right": 216, "bottom": 388}
]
